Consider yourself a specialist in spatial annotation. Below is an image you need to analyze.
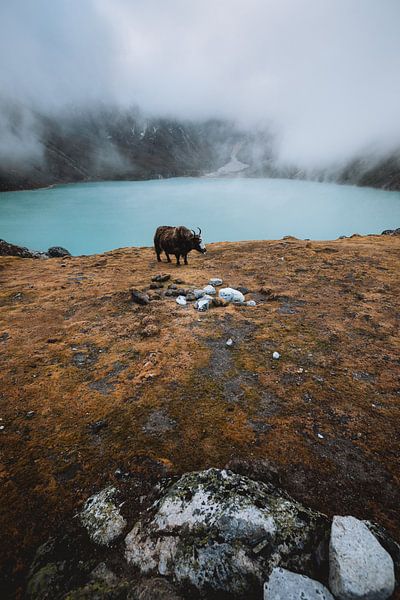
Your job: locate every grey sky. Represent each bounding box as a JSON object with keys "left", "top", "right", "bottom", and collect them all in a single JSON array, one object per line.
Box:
[{"left": 1, "top": 0, "right": 400, "bottom": 167}]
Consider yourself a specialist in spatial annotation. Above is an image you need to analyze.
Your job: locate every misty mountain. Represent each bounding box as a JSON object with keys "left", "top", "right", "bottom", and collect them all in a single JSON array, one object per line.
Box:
[
  {"left": 0, "top": 105, "right": 273, "bottom": 191},
  {"left": 1, "top": 104, "right": 400, "bottom": 192}
]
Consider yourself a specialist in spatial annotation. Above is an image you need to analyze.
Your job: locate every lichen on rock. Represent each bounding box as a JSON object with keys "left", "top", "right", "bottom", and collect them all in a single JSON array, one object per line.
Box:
[
  {"left": 125, "top": 468, "right": 330, "bottom": 598},
  {"left": 80, "top": 486, "right": 127, "bottom": 547}
]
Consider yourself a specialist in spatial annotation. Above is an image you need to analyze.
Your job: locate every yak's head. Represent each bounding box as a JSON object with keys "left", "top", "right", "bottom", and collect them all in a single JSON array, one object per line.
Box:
[{"left": 191, "top": 227, "right": 206, "bottom": 253}]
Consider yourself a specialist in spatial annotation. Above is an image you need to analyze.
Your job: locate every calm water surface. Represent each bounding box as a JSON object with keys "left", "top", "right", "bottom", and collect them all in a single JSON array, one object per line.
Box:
[{"left": 1, "top": 177, "right": 399, "bottom": 255}]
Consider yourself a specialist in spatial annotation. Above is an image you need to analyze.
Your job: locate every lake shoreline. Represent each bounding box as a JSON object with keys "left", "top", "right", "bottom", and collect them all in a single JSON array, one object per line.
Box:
[
  {"left": 1, "top": 178, "right": 400, "bottom": 255},
  {"left": 2, "top": 173, "right": 400, "bottom": 195}
]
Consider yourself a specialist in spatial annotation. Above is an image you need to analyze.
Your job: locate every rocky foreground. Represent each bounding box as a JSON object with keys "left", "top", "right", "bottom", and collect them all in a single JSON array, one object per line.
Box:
[{"left": 0, "top": 235, "right": 400, "bottom": 598}]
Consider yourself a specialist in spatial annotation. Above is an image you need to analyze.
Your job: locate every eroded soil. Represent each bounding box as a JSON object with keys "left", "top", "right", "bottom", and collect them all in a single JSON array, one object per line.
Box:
[{"left": 1, "top": 236, "right": 400, "bottom": 597}]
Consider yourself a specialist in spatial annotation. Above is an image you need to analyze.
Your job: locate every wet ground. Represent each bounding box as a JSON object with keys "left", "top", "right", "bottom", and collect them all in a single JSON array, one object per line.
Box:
[{"left": 0, "top": 235, "right": 400, "bottom": 597}]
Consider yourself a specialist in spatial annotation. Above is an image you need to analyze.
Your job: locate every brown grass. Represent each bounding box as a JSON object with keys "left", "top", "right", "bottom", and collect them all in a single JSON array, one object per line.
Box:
[{"left": 1, "top": 236, "right": 400, "bottom": 596}]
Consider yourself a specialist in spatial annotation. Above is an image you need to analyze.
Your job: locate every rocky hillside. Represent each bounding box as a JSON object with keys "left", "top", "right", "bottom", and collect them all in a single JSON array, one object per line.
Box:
[
  {"left": 0, "top": 234, "right": 400, "bottom": 597},
  {"left": 1, "top": 103, "right": 400, "bottom": 192},
  {"left": 0, "top": 104, "right": 275, "bottom": 191}
]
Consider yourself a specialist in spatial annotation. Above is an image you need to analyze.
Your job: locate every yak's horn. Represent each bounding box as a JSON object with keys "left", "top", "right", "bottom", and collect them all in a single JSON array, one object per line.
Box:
[
  {"left": 191, "top": 229, "right": 196, "bottom": 236},
  {"left": 197, "top": 227, "right": 202, "bottom": 235}
]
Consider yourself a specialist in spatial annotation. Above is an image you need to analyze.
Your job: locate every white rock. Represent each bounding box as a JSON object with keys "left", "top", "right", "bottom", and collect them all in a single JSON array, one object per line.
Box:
[
  {"left": 219, "top": 287, "right": 245, "bottom": 303},
  {"left": 203, "top": 285, "right": 216, "bottom": 296},
  {"left": 176, "top": 295, "right": 187, "bottom": 306},
  {"left": 329, "top": 515, "right": 395, "bottom": 600},
  {"left": 209, "top": 278, "right": 223, "bottom": 286},
  {"left": 264, "top": 567, "right": 334, "bottom": 600},
  {"left": 193, "top": 289, "right": 205, "bottom": 299},
  {"left": 272, "top": 352, "right": 280, "bottom": 360},
  {"left": 226, "top": 338, "right": 234, "bottom": 346},
  {"left": 246, "top": 300, "right": 256, "bottom": 306},
  {"left": 195, "top": 296, "right": 212, "bottom": 311},
  {"left": 80, "top": 487, "right": 127, "bottom": 546}
]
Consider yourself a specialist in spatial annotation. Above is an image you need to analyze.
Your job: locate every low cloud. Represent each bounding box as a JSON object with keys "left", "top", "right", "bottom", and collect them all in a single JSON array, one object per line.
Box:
[{"left": 1, "top": 0, "right": 399, "bottom": 169}]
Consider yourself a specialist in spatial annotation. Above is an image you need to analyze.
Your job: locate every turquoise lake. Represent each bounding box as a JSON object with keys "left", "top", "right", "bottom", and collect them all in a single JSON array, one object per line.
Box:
[{"left": 1, "top": 177, "right": 399, "bottom": 255}]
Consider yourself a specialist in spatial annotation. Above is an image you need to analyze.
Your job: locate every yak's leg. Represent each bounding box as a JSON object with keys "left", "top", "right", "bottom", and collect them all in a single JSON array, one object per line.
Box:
[
  {"left": 175, "top": 253, "right": 181, "bottom": 266},
  {"left": 184, "top": 254, "right": 188, "bottom": 265},
  {"left": 155, "top": 244, "right": 162, "bottom": 262},
  {"left": 165, "top": 251, "right": 171, "bottom": 263}
]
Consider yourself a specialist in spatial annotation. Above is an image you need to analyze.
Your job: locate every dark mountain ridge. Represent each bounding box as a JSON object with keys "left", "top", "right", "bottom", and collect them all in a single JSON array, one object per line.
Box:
[{"left": 1, "top": 103, "right": 399, "bottom": 192}]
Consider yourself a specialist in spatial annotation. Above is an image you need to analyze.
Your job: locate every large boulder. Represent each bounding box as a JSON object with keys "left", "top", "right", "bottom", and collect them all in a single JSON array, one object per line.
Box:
[
  {"left": 329, "top": 515, "right": 395, "bottom": 600},
  {"left": 125, "top": 468, "right": 330, "bottom": 598},
  {"left": 264, "top": 567, "right": 334, "bottom": 600}
]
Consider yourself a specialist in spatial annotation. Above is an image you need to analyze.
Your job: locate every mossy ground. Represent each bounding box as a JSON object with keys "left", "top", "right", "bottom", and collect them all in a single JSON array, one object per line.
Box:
[{"left": 1, "top": 236, "right": 400, "bottom": 598}]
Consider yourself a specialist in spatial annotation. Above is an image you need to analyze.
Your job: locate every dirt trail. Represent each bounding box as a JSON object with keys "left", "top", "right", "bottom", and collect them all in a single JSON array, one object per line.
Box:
[{"left": 1, "top": 236, "right": 400, "bottom": 597}]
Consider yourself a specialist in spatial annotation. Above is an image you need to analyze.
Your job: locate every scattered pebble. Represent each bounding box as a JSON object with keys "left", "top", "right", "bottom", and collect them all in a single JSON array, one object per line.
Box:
[
  {"left": 151, "top": 274, "right": 170, "bottom": 282},
  {"left": 246, "top": 300, "right": 256, "bottom": 307},
  {"left": 203, "top": 284, "right": 216, "bottom": 296},
  {"left": 209, "top": 278, "right": 223, "bottom": 286},
  {"left": 130, "top": 289, "right": 150, "bottom": 306},
  {"left": 114, "top": 468, "right": 131, "bottom": 480},
  {"left": 26, "top": 411, "right": 35, "bottom": 419},
  {"left": 193, "top": 289, "right": 206, "bottom": 299},
  {"left": 89, "top": 420, "right": 108, "bottom": 434},
  {"left": 226, "top": 338, "right": 234, "bottom": 347},
  {"left": 176, "top": 295, "right": 187, "bottom": 306},
  {"left": 236, "top": 286, "right": 249, "bottom": 295},
  {"left": 317, "top": 433, "right": 324, "bottom": 439},
  {"left": 211, "top": 297, "right": 228, "bottom": 307},
  {"left": 272, "top": 352, "right": 280, "bottom": 360},
  {"left": 0, "top": 425, "right": 4, "bottom": 430},
  {"left": 195, "top": 296, "right": 212, "bottom": 311}
]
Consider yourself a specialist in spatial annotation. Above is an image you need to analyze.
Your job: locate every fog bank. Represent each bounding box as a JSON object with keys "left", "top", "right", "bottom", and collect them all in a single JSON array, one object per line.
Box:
[{"left": 1, "top": 0, "right": 400, "bottom": 170}]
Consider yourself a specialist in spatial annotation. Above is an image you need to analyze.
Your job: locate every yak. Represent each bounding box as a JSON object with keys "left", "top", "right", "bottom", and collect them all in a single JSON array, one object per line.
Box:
[{"left": 154, "top": 225, "right": 206, "bottom": 265}]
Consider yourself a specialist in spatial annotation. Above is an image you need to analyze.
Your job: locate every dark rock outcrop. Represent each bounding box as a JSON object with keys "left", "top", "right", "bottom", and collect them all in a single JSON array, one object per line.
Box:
[
  {"left": 381, "top": 228, "right": 400, "bottom": 236},
  {"left": 47, "top": 246, "right": 71, "bottom": 257},
  {"left": 0, "top": 239, "right": 72, "bottom": 258},
  {"left": 0, "top": 239, "right": 42, "bottom": 258}
]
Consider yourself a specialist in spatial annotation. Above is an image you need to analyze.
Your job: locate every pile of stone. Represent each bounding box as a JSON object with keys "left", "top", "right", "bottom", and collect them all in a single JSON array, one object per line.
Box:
[{"left": 136, "top": 274, "right": 257, "bottom": 311}]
